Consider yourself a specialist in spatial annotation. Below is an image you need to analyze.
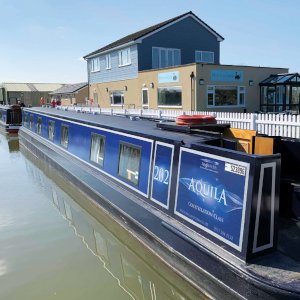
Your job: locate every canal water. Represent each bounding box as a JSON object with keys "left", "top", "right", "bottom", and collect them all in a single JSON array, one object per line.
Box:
[{"left": 0, "top": 132, "right": 208, "bottom": 300}]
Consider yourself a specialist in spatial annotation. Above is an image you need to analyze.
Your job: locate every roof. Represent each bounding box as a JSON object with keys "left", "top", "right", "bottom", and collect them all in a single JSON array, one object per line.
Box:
[
  {"left": 49, "top": 82, "right": 88, "bottom": 95},
  {"left": 260, "top": 73, "right": 300, "bottom": 85},
  {"left": 83, "top": 11, "right": 224, "bottom": 59},
  {"left": 0, "top": 83, "right": 65, "bottom": 92}
]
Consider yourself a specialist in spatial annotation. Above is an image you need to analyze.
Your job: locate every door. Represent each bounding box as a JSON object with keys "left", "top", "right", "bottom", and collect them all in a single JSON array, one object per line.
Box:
[{"left": 142, "top": 88, "right": 149, "bottom": 108}]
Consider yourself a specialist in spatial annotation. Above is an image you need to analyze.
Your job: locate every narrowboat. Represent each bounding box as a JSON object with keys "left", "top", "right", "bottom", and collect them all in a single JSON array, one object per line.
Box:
[
  {"left": 19, "top": 107, "right": 300, "bottom": 299},
  {"left": 0, "top": 104, "right": 22, "bottom": 133}
]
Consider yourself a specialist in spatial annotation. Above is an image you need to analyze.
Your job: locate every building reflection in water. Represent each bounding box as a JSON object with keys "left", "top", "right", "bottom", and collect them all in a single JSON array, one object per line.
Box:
[
  {"left": 22, "top": 148, "right": 207, "bottom": 300},
  {"left": 0, "top": 132, "right": 20, "bottom": 152}
]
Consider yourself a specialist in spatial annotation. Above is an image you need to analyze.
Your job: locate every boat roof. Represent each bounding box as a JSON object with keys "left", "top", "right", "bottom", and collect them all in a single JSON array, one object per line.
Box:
[{"left": 24, "top": 107, "right": 220, "bottom": 146}]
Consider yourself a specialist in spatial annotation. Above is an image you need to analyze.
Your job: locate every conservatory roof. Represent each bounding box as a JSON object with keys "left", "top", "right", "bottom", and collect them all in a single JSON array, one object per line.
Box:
[{"left": 260, "top": 73, "right": 300, "bottom": 85}]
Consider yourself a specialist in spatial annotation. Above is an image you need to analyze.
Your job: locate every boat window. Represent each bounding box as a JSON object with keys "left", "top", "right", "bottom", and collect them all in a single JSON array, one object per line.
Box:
[
  {"left": 29, "top": 114, "right": 34, "bottom": 129},
  {"left": 60, "top": 124, "right": 69, "bottom": 148},
  {"left": 90, "top": 133, "right": 105, "bottom": 167},
  {"left": 24, "top": 113, "right": 28, "bottom": 127},
  {"left": 37, "top": 117, "right": 42, "bottom": 135},
  {"left": 118, "top": 143, "right": 141, "bottom": 185},
  {"left": 0, "top": 110, "right": 2, "bottom": 120},
  {"left": 48, "top": 120, "right": 55, "bottom": 141}
]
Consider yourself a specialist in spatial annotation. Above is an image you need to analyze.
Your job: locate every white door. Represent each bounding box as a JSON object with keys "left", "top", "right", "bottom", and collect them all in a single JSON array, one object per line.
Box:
[{"left": 142, "top": 88, "right": 149, "bottom": 108}]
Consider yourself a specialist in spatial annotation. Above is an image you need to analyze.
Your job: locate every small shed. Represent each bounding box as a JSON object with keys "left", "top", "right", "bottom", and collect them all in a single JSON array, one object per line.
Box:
[{"left": 49, "top": 82, "right": 88, "bottom": 106}]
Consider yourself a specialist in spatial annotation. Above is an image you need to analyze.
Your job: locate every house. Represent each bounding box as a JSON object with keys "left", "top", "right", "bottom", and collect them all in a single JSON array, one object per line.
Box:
[
  {"left": 0, "top": 83, "right": 65, "bottom": 106},
  {"left": 49, "top": 82, "right": 88, "bottom": 106},
  {"left": 83, "top": 11, "right": 289, "bottom": 112}
]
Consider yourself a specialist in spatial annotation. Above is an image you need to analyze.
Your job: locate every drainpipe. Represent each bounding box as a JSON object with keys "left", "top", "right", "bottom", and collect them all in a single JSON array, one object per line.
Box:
[{"left": 190, "top": 71, "right": 195, "bottom": 111}]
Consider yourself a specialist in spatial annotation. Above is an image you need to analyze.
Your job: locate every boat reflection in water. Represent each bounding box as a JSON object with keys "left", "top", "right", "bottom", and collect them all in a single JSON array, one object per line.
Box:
[
  {"left": 22, "top": 147, "right": 207, "bottom": 300},
  {"left": 7, "top": 133, "right": 19, "bottom": 152}
]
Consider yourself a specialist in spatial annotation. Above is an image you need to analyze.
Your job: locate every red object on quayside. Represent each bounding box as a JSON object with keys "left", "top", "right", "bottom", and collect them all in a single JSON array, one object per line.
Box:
[{"left": 175, "top": 114, "right": 217, "bottom": 125}]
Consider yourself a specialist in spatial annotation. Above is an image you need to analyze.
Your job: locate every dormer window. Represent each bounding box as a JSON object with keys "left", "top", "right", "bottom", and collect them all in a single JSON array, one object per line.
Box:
[
  {"left": 118, "top": 48, "right": 131, "bottom": 67},
  {"left": 91, "top": 57, "right": 100, "bottom": 72},
  {"left": 195, "top": 51, "right": 214, "bottom": 64}
]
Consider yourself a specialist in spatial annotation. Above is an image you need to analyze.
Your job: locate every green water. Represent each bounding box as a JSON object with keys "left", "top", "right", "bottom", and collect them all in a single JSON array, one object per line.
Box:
[{"left": 0, "top": 133, "right": 208, "bottom": 300}]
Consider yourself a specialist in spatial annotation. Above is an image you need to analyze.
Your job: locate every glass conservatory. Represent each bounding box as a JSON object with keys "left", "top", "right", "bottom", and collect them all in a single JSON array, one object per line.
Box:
[{"left": 260, "top": 73, "right": 300, "bottom": 113}]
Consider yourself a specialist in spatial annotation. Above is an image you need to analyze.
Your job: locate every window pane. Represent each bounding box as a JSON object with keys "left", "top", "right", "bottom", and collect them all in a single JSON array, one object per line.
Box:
[
  {"left": 24, "top": 113, "right": 28, "bottom": 127},
  {"left": 160, "top": 49, "right": 167, "bottom": 68},
  {"left": 202, "top": 51, "right": 214, "bottom": 63},
  {"left": 48, "top": 120, "right": 55, "bottom": 141},
  {"left": 152, "top": 48, "right": 159, "bottom": 69},
  {"left": 90, "top": 133, "right": 105, "bottom": 167},
  {"left": 142, "top": 89, "right": 148, "bottom": 105},
  {"left": 291, "top": 87, "right": 300, "bottom": 105},
  {"left": 215, "top": 86, "right": 237, "bottom": 106},
  {"left": 158, "top": 87, "right": 182, "bottom": 106},
  {"left": 174, "top": 49, "right": 180, "bottom": 65},
  {"left": 29, "top": 115, "right": 34, "bottom": 129},
  {"left": 167, "top": 50, "right": 174, "bottom": 67},
  {"left": 37, "top": 117, "right": 42, "bottom": 135},
  {"left": 208, "top": 93, "right": 214, "bottom": 106},
  {"left": 118, "top": 143, "right": 141, "bottom": 185},
  {"left": 60, "top": 125, "right": 69, "bottom": 148}
]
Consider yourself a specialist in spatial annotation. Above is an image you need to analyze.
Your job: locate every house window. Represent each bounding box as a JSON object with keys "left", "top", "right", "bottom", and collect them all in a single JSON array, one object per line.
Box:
[
  {"left": 207, "top": 86, "right": 246, "bottom": 107},
  {"left": 29, "top": 114, "right": 34, "bottom": 129},
  {"left": 118, "top": 143, "right": 141, "bottom": 185},
  {"left": 158, "top": 87, "right": 182, "bottom": 107},
  {"left": 110, "top": 91, "right": 124, "bottom": 106},
  {"left": 118, "top": 48, "right": 131, "bottom": 66},
  {"left": 195, "top": 51, "right": 214, "bottom": 63},
  {"left": 91, "top": 57, "right": 100, "bottom": 72},
  {"left": 106, "top": 54, "right": 111, "bottom": 69},
  {"left": 60, "top": 124, "right": 69, "bottom": 148},
  {"left": 48, "top": 120, "right": 55, "bottom": 141},
  {"left": 37, "top": 117, "right": 42, "bottom": 135},
  {"left": 152, "top": 47, "right": 181, "bottom": 69},
  {"left": 90, "top": 133, "right": 105, "bottom": 167}
]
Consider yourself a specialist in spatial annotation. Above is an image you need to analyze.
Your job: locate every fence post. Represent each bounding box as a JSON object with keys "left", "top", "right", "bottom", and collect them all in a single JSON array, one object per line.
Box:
[{"left": 250, "top": 113, "right": 257, "bottom": 131}]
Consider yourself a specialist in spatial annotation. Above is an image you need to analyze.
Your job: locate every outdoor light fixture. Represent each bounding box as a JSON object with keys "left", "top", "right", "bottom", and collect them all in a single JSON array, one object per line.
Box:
[
  {"left": 149, "top": 82, "right": 154, "bottom": 88},
  {"left": 124, "top": 85, "right": 128, "bottom": 91},
  {"left": 249, "top": 80, "right": 254, "bottom": 86},
  {"left": 199, "top": 79, "right": 205, "bottom": 85}
]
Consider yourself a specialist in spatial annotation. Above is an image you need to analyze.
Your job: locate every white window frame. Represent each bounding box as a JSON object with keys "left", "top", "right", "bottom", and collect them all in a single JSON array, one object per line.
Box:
[
  {"left": 118, "top": 47, "right": 131, "bottom": 67},
  {"left": 152, "top": 47, "right": 181, "bottom": 69},
  {"left": 110, "top": 91, "right": 124, "bottom": 106},
  {"left": 91, "top": 57, "right": 100, "bottom": 72},
  {"left": 106, "top": 54, "right": 111, "bottom": 69},
  {"left": 195, "top": 50, "right": 214, "bottom": 63},
  {"left": 207, "top": 85, "right": 246, "bottom": 108}
]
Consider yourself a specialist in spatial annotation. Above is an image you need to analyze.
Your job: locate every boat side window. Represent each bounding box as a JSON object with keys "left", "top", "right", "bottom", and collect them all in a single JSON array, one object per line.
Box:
[
  {"left": 48, "top": 120, "right": 55, "bottom": 141},
  {"left": 118, "top": 142, "right": 141, "bottom": 185},
  {"left": 24, "top": 113, "right": 28, "bottom": 127},
  {"left": 37, "top": 117, "right": 42, "bottom": 135},
  {"left": 29, "top": 114, "right": 34, "bottom": 129},
  {"left": 90, "top": 133, "right": 105, "bottom": 167},
  {"left": 60, "top": 124, "right": 69, "bottom": 148}
]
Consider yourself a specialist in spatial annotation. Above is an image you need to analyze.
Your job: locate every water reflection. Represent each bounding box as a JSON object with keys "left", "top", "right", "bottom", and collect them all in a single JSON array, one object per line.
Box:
[
  {"left": 0, "top": 132, "right": 20, "bottom": 152},
  {"left": 21, "top": 147, "right": 206, "bottom": 300}
]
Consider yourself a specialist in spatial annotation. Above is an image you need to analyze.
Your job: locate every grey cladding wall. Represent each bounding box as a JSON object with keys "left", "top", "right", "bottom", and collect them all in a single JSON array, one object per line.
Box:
[{"left": 138, "top": 17, "right": 220, "bottom": 71}]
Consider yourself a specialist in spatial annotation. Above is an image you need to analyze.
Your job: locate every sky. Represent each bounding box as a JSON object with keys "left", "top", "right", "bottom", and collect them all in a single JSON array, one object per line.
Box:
[{"left": 0, "top": 0, "right": 299, "bottom": 84}]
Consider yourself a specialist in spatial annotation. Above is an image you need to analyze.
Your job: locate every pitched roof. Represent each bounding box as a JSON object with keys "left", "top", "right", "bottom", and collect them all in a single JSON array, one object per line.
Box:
[
  {"left": 49, "top": 82, "right": 88, "bottom": 95},
  {"left": 83, "top": 11, "right": 224, "bottom": 59},
  {"left": 0, "top": 83, "right": 65, "bottom": 92}
]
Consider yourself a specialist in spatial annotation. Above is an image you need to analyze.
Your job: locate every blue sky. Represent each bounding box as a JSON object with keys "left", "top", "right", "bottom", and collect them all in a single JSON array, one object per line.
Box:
[{"left": 0, "top": 0, "right": 299, "bottom": 83}]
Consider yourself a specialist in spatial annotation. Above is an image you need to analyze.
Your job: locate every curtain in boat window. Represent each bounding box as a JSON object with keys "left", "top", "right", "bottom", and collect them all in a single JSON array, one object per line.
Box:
[
  {"left": 90, "top": 133, "right": 105, "bottom": 167},
  {"left": 60, "top": 125, "right": 69, "bottom": 148},
  {"left": 118, "top": 143, "right": 141, "bottom": 185}
]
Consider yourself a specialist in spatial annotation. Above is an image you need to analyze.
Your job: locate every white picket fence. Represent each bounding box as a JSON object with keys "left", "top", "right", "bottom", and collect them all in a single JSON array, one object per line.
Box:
[{"left": 58, "top": 106, "right": 300, "bottom": 139}]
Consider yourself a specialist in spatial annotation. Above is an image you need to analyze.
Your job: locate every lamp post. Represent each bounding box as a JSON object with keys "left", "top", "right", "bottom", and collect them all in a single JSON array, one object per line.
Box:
[{"left": 190, "top": 71, "right": 195, "bottom": 111}]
